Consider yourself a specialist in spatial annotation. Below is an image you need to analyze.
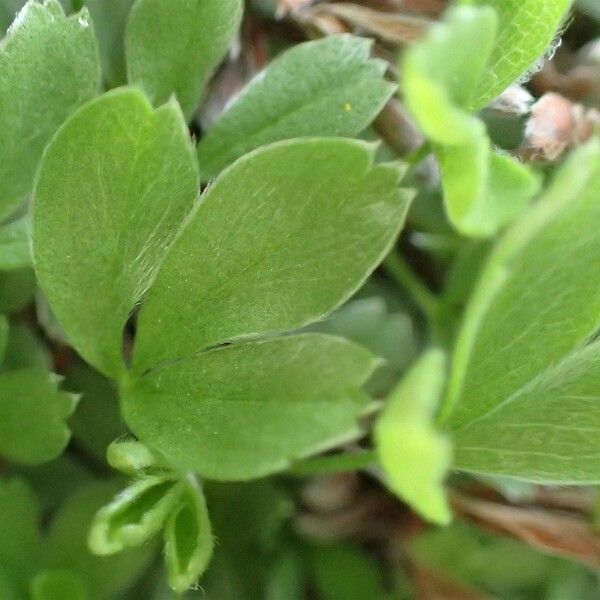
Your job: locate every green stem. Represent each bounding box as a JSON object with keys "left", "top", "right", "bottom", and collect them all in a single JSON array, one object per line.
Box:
[
  {"left": 383, "top": 251, "right": 441, "bottom": 322},
  {"left": 287, "top": 450, "right": 377, "bottom": 477}
]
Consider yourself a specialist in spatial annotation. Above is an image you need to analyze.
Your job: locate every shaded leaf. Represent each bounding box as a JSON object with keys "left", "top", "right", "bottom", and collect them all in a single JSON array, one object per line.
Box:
[
  {"left": 125, "top": 0, "right": 243, "bottom": 119},
  {"left": 0, "top": 218, "right": 30, "bottom": 271},
  {"left": 0, "top": 369, "right": 78, "bottom": 464},
  {"left": 197, "top": 35, "right": 395, "bottom": 179},
  {"left": 30, "top": 570, "right": 86, "bottom": 600}
]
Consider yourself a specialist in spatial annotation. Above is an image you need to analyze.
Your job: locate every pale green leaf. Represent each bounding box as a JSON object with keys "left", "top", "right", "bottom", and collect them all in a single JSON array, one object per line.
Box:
[
  {"left": 375, "top": 349, "right": 452, "bottom": 525},
  {"left": 125, "top": 0, "right": 243, "bottom": 119},
  {"left": 0, "top": 477, "right": 40, "bottom": 589},
  {"left": 403, "top": 6, "right": 540, "bottom": 237},
  {"left": 0, "top": 218, "right": 30, "bottom": 271},
  {"left": 32, "top": 87, "right": 199, "bottom": 378},
  {"left": 42, "top": 482, "right": 158, "bottom": 600},
  {"left": 442, "top": 140, "right": 600, "bottom": 482},
  {"left": 106, "top": 439, "right": 164, "bottom": 476},
  {"left": 88, "top": 475, "right": 182, "bottom": 555},
  {"left": 470, "top": 0, "right": 573, "bottom": 109},
  {"left": 0, "top": 369, "right": 78, "bottom": 464},
  {"left": 123, "top": 334, "right": 377, "bottom": 480},
  {"left": 133, "top": 138, "right": 410, "bottom": 372},
  {"left": 84, "top": 0, "right": 134, "bottom": 86},
  {"left": 0, "top": 0, "right": 100, "bottom": 221},
  {"left": 164, "top": 480, "right": 213, "bottom": 594},
  {"left": 30, "top": 570, "right": 86, "bottom": 600},
  {"left": 196, "top": 35, "right": 396, "bottom": 179}
]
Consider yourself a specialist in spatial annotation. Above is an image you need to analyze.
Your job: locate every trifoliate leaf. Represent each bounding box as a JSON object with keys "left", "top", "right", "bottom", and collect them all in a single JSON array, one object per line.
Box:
[
  {"left": 0, "top": 477, "right": 40, "bottom": 589},
  {"left": 123, "top": 334, "right": 377, "bottom": 480},
  {"left": 32, "top": 87, "right": 199, "bottom": 378},
  {"left": 164, "top": 481, "right": 213, "bottom": 594},
  {"left": 0, "top": 369, "right": 78, "bottom": 464},
  {"left": 125, "top": 0, "right": 243, "bottom": 119},
  {"left": 133, "top": 138, "right": 410, "bottom": 372},
  {"left": 0, "top": 0, "right": 100, "bottom": 221},
  {"left": 375, "top": 349, "right": 452, "bottom": 525},
  {"left": 30, "top": 570, "right": 86, "bottom": 600},
  {"left": 403, "top": 6, "right": 540, "bottom": 237},
  {"left": 41, "top": 482, "right": 157, "bottom": 600},
  {"left": 196, "top": 35, "right": 396, "bottom": 179},
  {"left": 470, "top": 0, "right": 573, "bottom": 110},
  {"left": 0, "top": 218, "right": 30, "bottom": 271},
  {"left": 84, "top": 0, "right": 134, "bottom": 86},
  {"left": 442, "top": 140, "right": 600, "bottom": 482},
  {"left": 88, "top": 475, "right": 183, "bottom": 555}
]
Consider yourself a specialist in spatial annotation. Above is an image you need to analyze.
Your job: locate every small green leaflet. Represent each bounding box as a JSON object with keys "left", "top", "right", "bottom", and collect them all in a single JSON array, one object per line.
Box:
[
  {"left": 32, "top": 88, "right": 199, "bottom": 378},
  {"left": 403, "top": 6, "right": 540, "bottom": 237},
  {"left": 441, "top": 140, "right": 600, "bottom": 483},
  {"left": 0, "top": 369, "right": 78, "bottom": 465},
  {"left": 0, "top": 0, "right": 100, "bottom": 221},
  {"left": 0, "top": 218, "right": 31, "bottom": 271},
  {"left": 164, "top": 480, "right": 213, "bottom": 594},
  {"left": 375, "top": 349, "right": 452, "bottom": 525},
  {"left": 470, "top": 0, "right": 573, "bottom": 110},
  {"left": 125, "top": 0, "right": 243, "bottom": 120},
  {"left": 134, "top": 138, "right": 410, "bottom": 372},
  {"left": 196, "top": 35, "right": 396, "bottom": 180},
  {"left": 124, "top": 334, "right": 377, "bottom": 480}
]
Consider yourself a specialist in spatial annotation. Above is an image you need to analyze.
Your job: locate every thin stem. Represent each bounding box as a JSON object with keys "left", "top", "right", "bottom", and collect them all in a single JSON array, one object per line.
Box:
[
  {"left": 405, "top": 141, "right": 432, "bottom": 167},
  {"left": 383, "top": 250, "right": 441, "bottom": 322},
  {"left": 287, "top": 450, "right": 377, "bottom": 477}
]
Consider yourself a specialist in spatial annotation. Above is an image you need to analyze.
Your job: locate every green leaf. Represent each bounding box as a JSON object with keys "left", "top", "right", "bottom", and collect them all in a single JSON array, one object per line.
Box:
[
  {"left": 403, "top": 6, "right": 540, "bottom": 236},
  {"left": 0, "top": 314, "right": 7, "bottom": 363},
  {"left": 125, "top": 0, "right": 243, "bottom": 120},
  {"left": 30, "top": 570, "right": 86, "bottom": 600},
  {"left": 133, "top": 138, "right": 410, "bottom": 372},
  {"left": 0, "top": 477, "right": 40, "bottom": 589},
  {"left": 375, "top": 349, "right": 452, "bottom": 525},
  {"left": 84, "top": 0, "right": 134, "bottom": 86},
  {"left": 164, "top": 480, "right": 213, "bottom": 594},
  {"left": 32, "top": 87, "right": 199, "bottom": 378},
  {"left": 0, "top": 369, "right": 78, "bottom": 464},
  {"left": 0, "top": 268, "right": 35, "bottom": 313},
  {"left": 1, "top": 323, "right": 51, "bottom": 372},
  {"left": 442, "top": 140, "right": 600, "bottom": 482},
  {"left": 124, "top": 334, "right": 377, "bottom": 480},
  {"left": 41, "top": 482, "right": 157, "bottom": 600},
  {"left": 88, "top": 475, "right": 183, "bottom": 555},
  {"left": 196, "top": 35, "right": 396, "bottom": 180},
  {"left": 470, "top": 0, "right": 573, "bottom": 110},
  {"left": 0, "top": 0, "right": 100, "bottom": 221},
  {"left": 106, "top": 439, "right": 164, "bottom": 476},
  {"left": 0, "top": 218, "right": 31, "bottom": 271}
]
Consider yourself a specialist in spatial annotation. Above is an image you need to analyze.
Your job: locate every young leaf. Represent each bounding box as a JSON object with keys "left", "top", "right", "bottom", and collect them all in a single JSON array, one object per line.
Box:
[
  {"left": 0, "top": 0, "right": 100, "bottom": 221},
  {"left": 125, "top": 0, "right": 243, "bottom": 120},
  {"left": 196, "top": 35, "right": 397, "bottom": 179},
  {"left": 0, "top": 218, "right": 30, "bottom": 271},
  {"left": 470, "top": 0, "right": 573, "bottom": 110},
  {"left": 133, "top": 138, "right": 410, "bottom": 372},
  {"left": 123, "top": 334, "right": 377, "bottom": 480},
  {"left": 106, "top": 439, "right": 164, "bottom": 476},
  {"left": 30, "top": 570, "right": 86, "bottom": 600},
  {"left": 403, "top": 6, "right": 540, "bottom": 236},
  {"left": 0, "top": 478, "right": 40, "bottom": 589},
  {"left": 0, "top": 369, "right": 78, "bottom": 465},
  {"left": 164, "top": 480, "right": 213, "bottom": 594},
  {"left": 32, "top": 87, "right": 199, "bottom": 378},
  {"left": 375, "top": 349, "right": 452, "bottom": 525},
  {"left": 88, "top": 475, "right": 182, "bottom": 555},
  {"left": 84, "top": 0, "right": 134, "bottom": 86},
  {"left": 442, "top": 140, "right": 600, "bottom": 482},
  {"left": 42, "top": 482, "right": 157, "bottom": 600}
]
